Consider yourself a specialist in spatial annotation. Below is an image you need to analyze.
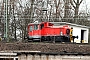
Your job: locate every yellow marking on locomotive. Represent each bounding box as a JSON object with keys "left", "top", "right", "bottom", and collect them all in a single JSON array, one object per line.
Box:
[{"left": 70, "top": 28, "right": 73, "bottom": 42}]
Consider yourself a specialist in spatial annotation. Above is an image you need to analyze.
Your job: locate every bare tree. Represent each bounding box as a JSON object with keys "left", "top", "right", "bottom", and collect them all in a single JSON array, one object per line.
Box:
[
  {"left": 62, "top": 0, "right": 74, "bottom": 22},
  {"left": 0, "top": 0, "right": 4, "bottom": 39},
  {"left": 70, "top": 0, "right": 83, "bottom": 23},
  {"left": 53, "top": 0, "right": 64, "bottom": 21}
]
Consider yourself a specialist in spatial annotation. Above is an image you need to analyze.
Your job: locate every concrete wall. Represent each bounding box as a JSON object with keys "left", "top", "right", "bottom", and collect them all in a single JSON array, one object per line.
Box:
[{"left": 18, "top": 54, "right": 90, "bottom": 60}]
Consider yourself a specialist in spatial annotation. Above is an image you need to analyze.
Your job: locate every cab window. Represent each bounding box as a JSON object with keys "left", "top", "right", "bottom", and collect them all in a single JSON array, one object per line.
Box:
[
  {"left": 40, "top": 24, "right": 44, "bottom": 29},
  {"left": 30, "top": 26, "right": 33, "bottom": 31},
  {"left": 34, "top": 24, "right": 38, "bottom": 30}
]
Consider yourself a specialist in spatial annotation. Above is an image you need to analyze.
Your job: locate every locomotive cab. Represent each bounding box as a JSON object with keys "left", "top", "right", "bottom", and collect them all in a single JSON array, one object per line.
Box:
[
  {"left": 28, "top": 22, "right": 54, "bottom": 42},
  {"left": 28, "top": 23, "right": 41, "bottom": 41},
  {"left": 40, "top": 22, "right": 53, "bottom": 28}
]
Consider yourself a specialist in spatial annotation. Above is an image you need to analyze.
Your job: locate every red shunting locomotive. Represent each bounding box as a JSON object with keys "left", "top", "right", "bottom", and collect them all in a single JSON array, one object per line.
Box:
[{"left": 27, "top": 22, "right": 73, "bottom": 42}]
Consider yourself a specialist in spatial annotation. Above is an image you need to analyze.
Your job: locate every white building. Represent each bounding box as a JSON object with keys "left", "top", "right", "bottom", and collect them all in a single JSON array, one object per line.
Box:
[{"left": 51, "top": 22, "right": 90, "bottom": 43}]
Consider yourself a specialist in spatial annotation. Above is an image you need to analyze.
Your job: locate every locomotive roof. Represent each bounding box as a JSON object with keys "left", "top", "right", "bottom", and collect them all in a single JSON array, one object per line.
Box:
[
  {"left": 28, "top": 22, "right": 90, "bottom": 28},
  {"left": 28, "top": 22, "right": 53, "bottom": 25}
]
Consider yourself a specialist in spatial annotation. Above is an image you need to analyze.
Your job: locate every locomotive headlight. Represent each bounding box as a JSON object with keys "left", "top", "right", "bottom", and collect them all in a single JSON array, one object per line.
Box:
[{"left": 60, "top": 31, "right": 63, "bottom": 36}]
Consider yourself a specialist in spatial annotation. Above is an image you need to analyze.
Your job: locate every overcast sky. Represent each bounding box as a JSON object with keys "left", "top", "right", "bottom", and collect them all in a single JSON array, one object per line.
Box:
[{"left": 79, "top": 0, "right": 90, "bottom": 13}]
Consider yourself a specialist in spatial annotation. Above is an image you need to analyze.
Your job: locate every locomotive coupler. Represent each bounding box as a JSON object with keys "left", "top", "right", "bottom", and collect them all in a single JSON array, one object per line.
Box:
[{"left": 72, "top": 36, "right": 78, "bottom": 43}]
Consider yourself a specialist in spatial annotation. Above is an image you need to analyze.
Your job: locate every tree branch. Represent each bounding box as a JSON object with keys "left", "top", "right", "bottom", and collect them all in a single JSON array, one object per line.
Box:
[
  {"left": 79, "top": 0, "right": 83, "bottom": 5},
  {"left": 54, "top": 0, "right": 57, "bottom": 7},
  {"left": 57, "top": 0, "right": 60, "bottom": 7},
  {"left": 73, "top": 0, "right": 77, "bottom": 4},
  {"left": 70, "top": 0, "right": 75, "bottom": 8}
]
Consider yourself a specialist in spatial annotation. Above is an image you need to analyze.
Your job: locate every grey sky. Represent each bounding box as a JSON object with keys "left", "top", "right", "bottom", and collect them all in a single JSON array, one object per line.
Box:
[{"left": 79, "top": 0, "right": 90, "bottom": 13}]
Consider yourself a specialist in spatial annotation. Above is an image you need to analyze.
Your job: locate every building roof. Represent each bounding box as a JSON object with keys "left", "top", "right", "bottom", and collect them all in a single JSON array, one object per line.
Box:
[
  {"left": 50, "top": 22, "right": 90, "bottom": 28},
  {"left": 0, "top": 42, "right": 90, "bottom": 55}
]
